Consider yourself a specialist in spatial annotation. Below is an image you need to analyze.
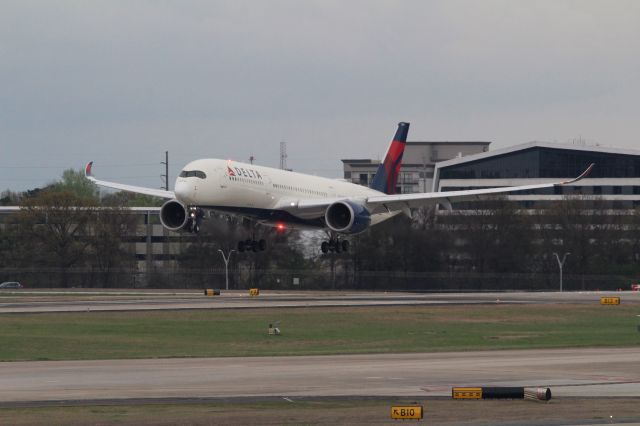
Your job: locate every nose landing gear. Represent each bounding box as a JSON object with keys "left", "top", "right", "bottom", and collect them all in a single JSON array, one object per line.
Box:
[{"left": 188, "top": 208, "right": 204, "bottom": 233}]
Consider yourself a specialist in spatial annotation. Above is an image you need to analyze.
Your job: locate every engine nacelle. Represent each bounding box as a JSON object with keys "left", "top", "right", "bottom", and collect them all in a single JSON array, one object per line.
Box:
[
  {"left": 324, "top": 200, "right": 371, "bottom": 234},
  {"left": 159, "top": 200, "right": 190, "bottom": 232}
]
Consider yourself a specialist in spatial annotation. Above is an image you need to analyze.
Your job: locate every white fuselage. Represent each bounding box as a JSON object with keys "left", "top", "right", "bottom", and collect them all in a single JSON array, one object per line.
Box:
[{"left": 173, "top": 159, "right": 396, "bottom": 228}]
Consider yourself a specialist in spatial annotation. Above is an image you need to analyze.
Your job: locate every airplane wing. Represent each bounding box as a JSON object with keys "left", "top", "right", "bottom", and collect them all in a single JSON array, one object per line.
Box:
[
  {"left": 367, "top": 163, "right": 594, "bottom": 211},
  {"left": 281, "top": 163, "right": 594, "bottom": 215},
  {"left": 84, "top": 162, "right": 175, "bottom": 199}
]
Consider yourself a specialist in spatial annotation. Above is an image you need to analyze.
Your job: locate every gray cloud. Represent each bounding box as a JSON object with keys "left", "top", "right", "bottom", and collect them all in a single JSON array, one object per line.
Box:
[{"left": 2, "top": 0, "right": 640, "bottom": 191}]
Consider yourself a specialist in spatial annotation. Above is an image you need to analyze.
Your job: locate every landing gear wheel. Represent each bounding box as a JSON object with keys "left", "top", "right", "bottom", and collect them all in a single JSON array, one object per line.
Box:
[
  {"left": 237, "top": 237, "right": 266, "bottom": 254},
  {"left": 188, "top": 208, "right": 204, "bottom": 233},
  {"left": 320, "top": 237, "right": 350, "bottom": 254}
]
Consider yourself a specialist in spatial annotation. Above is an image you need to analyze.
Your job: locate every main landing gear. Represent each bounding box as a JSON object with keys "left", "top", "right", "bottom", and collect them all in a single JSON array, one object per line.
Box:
[
  {"left": 188, "top": 208, "right": 204, "bottom": 233},
  {"left": 320, "top": 237, "right": 349, "bottom": 254},
  {"left": 237, "top": 238, "right": 267, "bottom": 253}
]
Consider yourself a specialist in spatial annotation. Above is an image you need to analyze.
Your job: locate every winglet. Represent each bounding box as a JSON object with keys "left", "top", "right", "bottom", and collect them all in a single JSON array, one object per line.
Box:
[
  {"left": 560, "top": 163, "right": 594, "bottom": 185},
  {"left": 85, "top": 161, "right": 94, "bottom": 178}
]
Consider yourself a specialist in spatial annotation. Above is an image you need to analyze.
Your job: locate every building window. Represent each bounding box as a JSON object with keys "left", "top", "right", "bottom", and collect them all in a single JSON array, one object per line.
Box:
[
  {"left": 359, "top": 173, "right": 368, "bottom": 184},
  {"left": 440, "top": 147, "right": 640, "bottom": 180}
]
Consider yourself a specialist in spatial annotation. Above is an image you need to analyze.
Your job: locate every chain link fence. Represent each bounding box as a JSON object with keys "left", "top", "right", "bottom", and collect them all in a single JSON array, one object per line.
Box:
[{"left": 1, "top": 268, "right": 635, "bottom": 292}]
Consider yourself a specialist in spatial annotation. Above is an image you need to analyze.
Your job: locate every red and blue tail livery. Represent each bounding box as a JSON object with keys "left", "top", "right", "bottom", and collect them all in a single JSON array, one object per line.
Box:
[{"left": 370, "top": 122, "right": 409, "bottom": 195}]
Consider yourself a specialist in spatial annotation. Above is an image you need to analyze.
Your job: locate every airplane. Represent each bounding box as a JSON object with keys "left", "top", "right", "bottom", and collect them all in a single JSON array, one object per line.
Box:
[{"left": 85, "top": 122, "right": 594, "bottom": 253}]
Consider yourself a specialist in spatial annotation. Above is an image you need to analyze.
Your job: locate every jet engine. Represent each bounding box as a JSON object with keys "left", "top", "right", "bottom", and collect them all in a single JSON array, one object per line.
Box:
[
  {"left": 159, "top": 200, "right": 191, "bottom": 232},
  {"left": 324, "top": 200, "right": 371, "bottom": 234}
]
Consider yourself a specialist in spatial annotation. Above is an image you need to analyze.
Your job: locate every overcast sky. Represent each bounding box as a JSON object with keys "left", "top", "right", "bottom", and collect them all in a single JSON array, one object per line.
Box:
[{"left": 2, "top": 0, "right": 640, "bottom": 192}]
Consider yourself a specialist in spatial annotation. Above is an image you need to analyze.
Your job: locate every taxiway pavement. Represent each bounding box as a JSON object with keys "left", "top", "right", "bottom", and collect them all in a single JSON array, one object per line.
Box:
[
  {"left": 1, "top": 290, "right": 638, "bottom": 313},
  {"left": 1, "top": 347, "right": 639, "bottom": 404}
]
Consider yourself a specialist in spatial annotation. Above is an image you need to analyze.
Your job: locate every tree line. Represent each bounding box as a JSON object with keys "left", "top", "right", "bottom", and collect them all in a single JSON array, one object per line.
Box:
[{"left": 1, "top": 169, "right": 639, "bottom": 290}]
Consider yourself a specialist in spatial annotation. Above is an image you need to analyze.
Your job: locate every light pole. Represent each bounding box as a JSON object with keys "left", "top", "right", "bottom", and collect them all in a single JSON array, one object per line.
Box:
[
  {"left": 218, "top": 249, "right": 236, "bottom": 291},
  {"left": 552, "top": 252, "right": 571, "bottom": 292}
]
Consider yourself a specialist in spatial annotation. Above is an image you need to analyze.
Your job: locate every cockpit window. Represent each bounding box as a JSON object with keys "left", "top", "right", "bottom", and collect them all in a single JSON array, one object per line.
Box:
[{"left": 179, "top": 170, "right": 207, "bottom": 179}]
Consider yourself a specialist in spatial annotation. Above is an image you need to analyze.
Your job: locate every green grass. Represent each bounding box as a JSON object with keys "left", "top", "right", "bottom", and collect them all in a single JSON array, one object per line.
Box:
[
  {"left": 0, "top": 304, "right": 638, "bottom": 361},
  {"left": 0, "top": 400, "right": 383, "bottom": 426},
  {"left": 2, "top": 398, "right": 640, "bottom": 426}
]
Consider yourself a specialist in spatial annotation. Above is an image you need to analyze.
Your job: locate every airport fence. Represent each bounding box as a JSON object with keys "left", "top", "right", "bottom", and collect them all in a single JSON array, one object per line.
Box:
[{"left": 0, "top": 267, "right": 635, "bottom": 292}]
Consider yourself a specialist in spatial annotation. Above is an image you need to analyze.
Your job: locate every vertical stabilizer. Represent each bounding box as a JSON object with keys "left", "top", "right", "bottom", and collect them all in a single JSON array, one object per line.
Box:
[{"left": 370, "top": 122, "right": 409, "bottom": 194}]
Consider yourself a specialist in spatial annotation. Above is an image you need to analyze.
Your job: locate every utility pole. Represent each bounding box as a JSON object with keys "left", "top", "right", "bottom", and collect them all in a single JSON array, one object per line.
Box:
[
  {"left": 280, "top": 141, "right": 288, "bottom": 170},
  {"left": 553, "top": 252, "right": 571, "bottom": 292},
  {"left": 161, "top": 151, "right": 169, "bottom": 191},
  {"left": 422, "top": 154, "right": 427, "bottom": 192},
  {"left": 218, "top": 249, "right": 236, "bottom": 290}
]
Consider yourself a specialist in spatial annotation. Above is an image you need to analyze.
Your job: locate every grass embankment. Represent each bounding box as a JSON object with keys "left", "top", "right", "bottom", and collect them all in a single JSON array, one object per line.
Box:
[
  {"left": 0, "top": 304, "right": 638, "bottom": 361},
  {"left": 2, "top": 398, "right": 640, "bottom": 426}
]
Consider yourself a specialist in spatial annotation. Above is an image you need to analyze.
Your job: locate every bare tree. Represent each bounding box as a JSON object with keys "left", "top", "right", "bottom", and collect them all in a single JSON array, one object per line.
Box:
[
  {"left": 539, "top": 196, "right": 605, "bottom": 289},
  {"left": 461, "top": 197, "right": 530, "bottom": 276},
  {"left": 15, "top": 191, "right": 96, "bottom": 287},
  {"left": 89, "top": 206, "right": 139, "bottom": 287}
]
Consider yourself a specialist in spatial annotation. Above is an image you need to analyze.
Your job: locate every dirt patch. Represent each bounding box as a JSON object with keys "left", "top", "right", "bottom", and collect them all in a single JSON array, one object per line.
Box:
[{"left": 485, "top": 333, "right": 545, "bottom": 341}]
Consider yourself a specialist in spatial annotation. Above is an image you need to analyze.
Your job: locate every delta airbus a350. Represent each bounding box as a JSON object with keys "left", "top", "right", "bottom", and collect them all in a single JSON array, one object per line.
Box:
[{"left": 86, "top": 122, "right": 593, "bottom": 253}]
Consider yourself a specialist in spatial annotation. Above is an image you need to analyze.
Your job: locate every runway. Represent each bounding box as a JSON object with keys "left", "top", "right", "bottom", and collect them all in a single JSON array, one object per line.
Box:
[
  {"left": 1, "top": 347, "right": 639, "bottom": 405},
  {"left": 1, "top": 289, "right": 638, "bottom": 313},
  {"left": 2, "top": 289, "right": 639, "bottom": 421}
]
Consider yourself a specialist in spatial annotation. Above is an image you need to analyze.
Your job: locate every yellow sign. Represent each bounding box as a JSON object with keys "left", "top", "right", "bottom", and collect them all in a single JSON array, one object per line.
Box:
[
  {"left": 390, "top": 406, "right": 423, "bottom": 420},
  {"left": 249, "top": 288, "right": 259, "bottom": 296},
  {"left": 452, "top": 387, "right": 483, "bottom": 399},
  {"left": 204, "top": 289, "right": 219, "bottom": 296},
  {"left": 600, "top": 296, "right": 620, "bottom": 305}
]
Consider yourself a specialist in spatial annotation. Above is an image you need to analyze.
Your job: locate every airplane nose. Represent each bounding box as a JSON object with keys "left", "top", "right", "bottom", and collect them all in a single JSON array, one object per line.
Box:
[{"left": 174, "top": 180, "right": 193, "bottom": 203}]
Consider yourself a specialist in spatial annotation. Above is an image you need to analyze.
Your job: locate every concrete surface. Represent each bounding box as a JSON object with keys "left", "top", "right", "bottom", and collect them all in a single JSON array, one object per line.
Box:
[
  {"left": 1, "top": 347, "right": 638, "bottom": 404},
  {"left": 1, "top": 290, "right": 638, "bottom": 313}
]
